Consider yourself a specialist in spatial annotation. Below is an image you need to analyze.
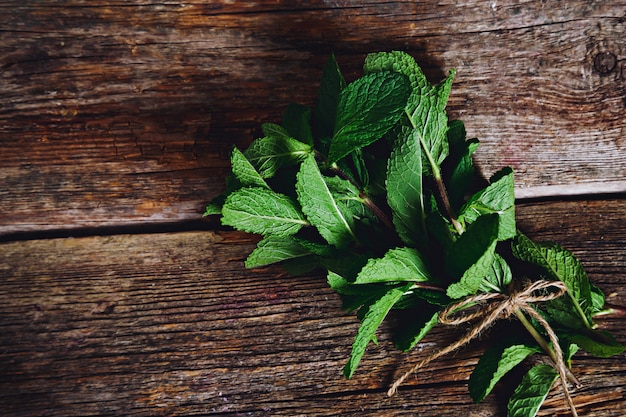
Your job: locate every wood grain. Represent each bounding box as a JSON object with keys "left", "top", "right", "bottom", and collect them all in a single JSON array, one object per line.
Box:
[
  {"left": 1, "top": 1, "right": 625, "bottom": 234},
  {"left": 1, "top": 200, "right": 624, "bottom": 416}
]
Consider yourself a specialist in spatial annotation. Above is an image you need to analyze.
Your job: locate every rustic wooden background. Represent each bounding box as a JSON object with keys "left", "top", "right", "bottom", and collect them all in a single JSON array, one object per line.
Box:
[{"left": 1, "top": 1, "right": 625, "bottom": 416}]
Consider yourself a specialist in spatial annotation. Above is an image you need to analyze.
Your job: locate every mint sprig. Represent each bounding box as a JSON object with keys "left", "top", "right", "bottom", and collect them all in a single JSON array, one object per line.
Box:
[{"left": 205, "top": 51, "right": 624, "bottom": 417}]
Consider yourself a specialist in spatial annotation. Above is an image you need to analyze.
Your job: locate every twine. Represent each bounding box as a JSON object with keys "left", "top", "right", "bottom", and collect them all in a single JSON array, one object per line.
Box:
[{"left": 387, "top": 280, "right": 579, "bottom": 417}]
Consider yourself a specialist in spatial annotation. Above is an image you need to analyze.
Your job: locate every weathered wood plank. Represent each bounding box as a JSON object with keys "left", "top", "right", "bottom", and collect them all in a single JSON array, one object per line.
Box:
[
  {"left": 1, "top": 1, "right": 625, "bottom": 234},
  {"left": 1, "top": 200, "right": 624, "bottom": 416}
]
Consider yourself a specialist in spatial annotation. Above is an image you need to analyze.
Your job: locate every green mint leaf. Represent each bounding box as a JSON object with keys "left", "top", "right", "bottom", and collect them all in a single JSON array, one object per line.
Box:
[
  {"left": 230, "top": 147, "right": 270, "bottom": 189},
  {"left": 590, "top": 284, "right": 606, "bottom": 313},
  {"left": 394, "top": 308, "right": 439, "bottom": 352},
  {"left": 480, "top": 253, "right": 513, "bottom": 293},
  {"left": 512, "top": 233, "right": 593, "bottom": 328},
  {"left": 314, "top": 53, "right": 346, "bottom": 143},
  {"left": 469, "top": 342, "right": 541, "bottom": 403},
  {"left": 204, "top": 174, "right": 243, "bottom": 216},
  {"left": 507, "top": 364, "right": 558, "bottom": 417},
  {"left": 446, "top": 214, "right": 500, "bottom": 299},
  {"left": 425, "top": 194, "right": 457, "bottom": 249},
  {"left": 245, "top": 235, "right": 312, "bottom": 268},
  {"left": 365, "top": 51, "right": 455, "bottom": 177},
  {"left": 282, "top": 102, "right": 314, "bottom": 146},
  {"left": 244, "top": 133, "right": 312, "bottom": 178},
  {"left": 417, "top": 72, "right": 455, "bottom": 173},
  {"left": 444, "top": 120, "right": 480, "bottom": 210},
  {"left": 221, "top": 187, "right": 308, "bottom": 236},
  {"left": 328, "top": 71, "right": 411, "bottom": 163},
  {"left": 323, "top": 175, "right": 373, "bottom": 224},
  {"left": 203, "top": 201, "right": 223, "bottom": 216},
  {"left": 566, "top": 329, "right": 625, "bottom": 357},
  {"left": 459, "top": 167, "right": 516, "bottom": 241},
  {"left": 386, "top": 125, "right": 426, "bottom": 246},
  {"left": 296, "top": 154, "right": 359, "bottom": 248},
  {"left": 343, "top": 283, "right": 413, "bottom": 378},
  {"left": 355, "top": 247, "right": 432, "bottom": 284},
  {"left": 333, "top": 281, "right": 393, "bottom": 317}
]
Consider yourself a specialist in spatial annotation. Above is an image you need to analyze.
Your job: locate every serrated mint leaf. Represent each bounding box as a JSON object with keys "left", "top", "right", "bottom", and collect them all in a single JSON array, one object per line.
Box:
[
  {"left": 343, "top": 283, "right": 413, "bottom": 378},
  {"left": 355, "top": 247, "right": 432, "bottom": 284},
  {"left": 230, "top": 147, "right": 270, "bottom": 189},
  {"left": 512, "top": 233, "right": 593, "bottom": 328},
  {"left": 244, "top": 134, "right": 312, "bottom": 178},
  {"left": 590, "top": 284, "right": 606, "bottom": 313},
  {"left": 366, "top": 52, "right": 455, "bottom": 177},
  {"left": 507, "top": 364, "right": 558, "bottom": 417},
  {"left": 469, "top": 342, "right": 541, "bottom": 403},
  {"left": 386, "top": 125, "right": 426, "bottom": 246},
  {"left": 323, "top": 175, "right": 373, "bottom": 223},
  {"left": 203, "top": 174, "right": 243, "bottom": 216},
  {"left": 282, "top": 102, "right": 314, "bottom": 146},
  {"left": 480, "top": 253, "right": 513, "bottom": 293},
  {"left": 296, "top": 155, "right": 359, "bottom": 247},
  {"left": 446, "top": 214, "right": 499, "bottom": 299},
  {"left": 221, "top": 187, "right": 308, "bottom": 236},
  {"left": 459, "top": 167, "right": 516, "bottom": 241},
  {"left": 395, "top": 309, "right": 439, "bottom": 352},
  {"left": 203, "top": 201, "right": 223, "bottom": 216},
  {"left": 314, "top": 53, "right": 346, "bottom": 143},
  {"left": 245, "top": 235, "right": 312, "bottom": 268},
  {"left": 328, "top": 71, "right": 411, "bottom": 163}
]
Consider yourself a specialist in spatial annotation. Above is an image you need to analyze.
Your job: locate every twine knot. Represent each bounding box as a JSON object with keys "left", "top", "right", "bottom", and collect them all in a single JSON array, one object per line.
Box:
[{"left": 387, "top": 280, "right": 579, "bottom": 417}]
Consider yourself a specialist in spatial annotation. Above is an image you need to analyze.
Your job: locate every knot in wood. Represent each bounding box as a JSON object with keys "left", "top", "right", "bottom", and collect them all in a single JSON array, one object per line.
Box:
[{"left": 593, "top": 51, "right": 617, "bottom": 75}]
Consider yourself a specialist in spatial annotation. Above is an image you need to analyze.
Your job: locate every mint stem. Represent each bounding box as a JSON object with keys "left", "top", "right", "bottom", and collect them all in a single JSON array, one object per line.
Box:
[
  {"left": 433, "top": 175, "right": 464, "bottom": 235},
  {"left": 593, "top": 303, "right": 626, "bottom": 319},
  {"left": 514, "top": 309, "right": 581, "bottom": 387},
  {"left": 361, "top": 194, "right": 395, "bottom": 231}
]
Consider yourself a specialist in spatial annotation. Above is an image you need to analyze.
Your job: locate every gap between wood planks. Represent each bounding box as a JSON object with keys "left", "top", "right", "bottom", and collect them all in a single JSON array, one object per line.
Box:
[{"left": 0, "top": 190, "right": 623, "bottom": 244}]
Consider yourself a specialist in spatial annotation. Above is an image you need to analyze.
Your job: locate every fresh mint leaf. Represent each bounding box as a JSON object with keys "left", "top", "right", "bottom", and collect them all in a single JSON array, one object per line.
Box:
[
  {"left": 314, "top": 53, "right": 346, "bottom": 143},
  {"left": 328, "top": 71, "right": 411, "bottom": 163},
  {"left": 590, "top": 284, "right": 606, "bottom": 313},
  {"left": 394, "top": 308, "right": 439, "bottom": 352},
  {"left": 230, "top": 147, "right": 270, "bottom": 189},
  {"left": 446, "top": 214, "right": 500, "bottom": 299},
  {"left": 366, "top": 51, "right": 455, "bottom": 177},
  {"left": 244, "top": 133, "right": 312, "bottom": 178},
  {"left": 355, "top": 247, "right": 432, "bottom": 284},
  {"left": 245, "top": 235, "right": 312, "bottom": 268},
  {"left": 444, "top": 120, "right": 480, "bottom": 211},
  {"left": 221, "top": 187, "right": 308, "bottom": 236},
  {"left": 480, "top": 253, "right": 513, "bottom": 293},
  {"left": 203, "top": 200, "right": 223, "bottom": 216},
  {"left": 412, "top": 72, "right": 455, "bottom": 175},
  {"left": 512, "top": 233, "right": 593, "bottom": 328},
  {"left": 296, "top": 155, "right": 359, "bottom": 247},
  {"left": 459, "top": 167, "right": 516, "bottom": 241},
  {"left": 324, "top": 175, "right": 373, "bottom": 224},
  {"left": 386, "top": 125, "right": 426, "bottom": 246},
  {"left": 282, "top": 102, "right": 314, "bottom": 146},
  {"left": 344, "top": 283, "right": 413, "bottom": 378},
  {"left": 507, "top": 364, "right": 558, "bottom": 417},
  {"left": 469, "top": 342, "right": 541, "bottom": 403},
  {"left": 566, "top": 329, "right": 625, "bottom": 357}
]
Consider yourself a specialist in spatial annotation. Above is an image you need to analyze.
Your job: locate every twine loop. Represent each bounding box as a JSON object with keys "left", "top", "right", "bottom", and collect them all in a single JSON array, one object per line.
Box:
[{"left": 387, "top": 280, "right": 579, "bottom": 417}]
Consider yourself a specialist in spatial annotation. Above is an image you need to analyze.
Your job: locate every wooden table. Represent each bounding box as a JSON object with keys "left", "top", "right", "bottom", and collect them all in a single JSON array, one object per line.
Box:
[{"left": 1, "top": 1, "right": 625, "bottom": 416}]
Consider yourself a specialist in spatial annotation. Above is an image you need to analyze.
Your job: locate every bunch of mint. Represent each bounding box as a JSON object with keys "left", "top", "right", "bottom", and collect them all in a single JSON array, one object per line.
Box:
[{"left": 204, "top": 51, "right": 623, "bottom": 416}]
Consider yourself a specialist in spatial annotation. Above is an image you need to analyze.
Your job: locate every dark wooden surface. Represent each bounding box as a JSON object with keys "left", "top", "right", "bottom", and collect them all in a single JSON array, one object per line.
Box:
[{"left": 1, "top": 1, "right": 625, "bottom": 416}]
